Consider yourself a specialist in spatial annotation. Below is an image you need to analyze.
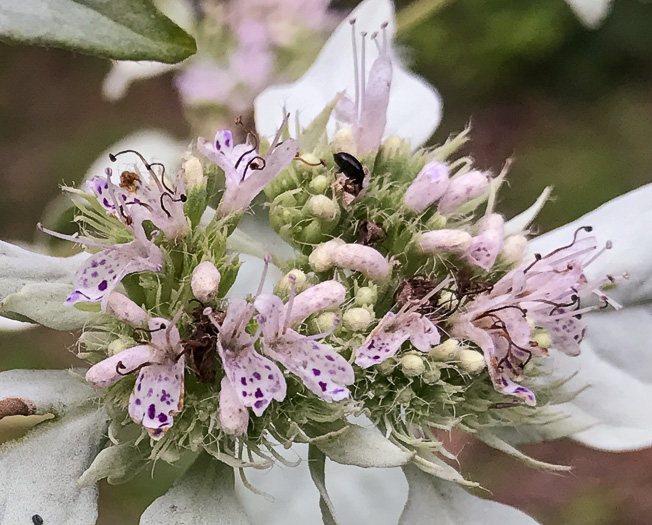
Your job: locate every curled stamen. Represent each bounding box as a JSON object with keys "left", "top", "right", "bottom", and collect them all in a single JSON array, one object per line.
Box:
[
  {"left": 241, "top": 156, "right": 266, "bottom": 181},
  {"left": 109, "top": 149, "right": 165, "bottom": 193},
  {"left": 477, "top": 304, "right": 527, "bottom": 320},
  {"left": 115, "top": 360, "right": 154, "bottom": 376},
  {"left": 293, "top": 153, "right": 326, "bottom": 167}
]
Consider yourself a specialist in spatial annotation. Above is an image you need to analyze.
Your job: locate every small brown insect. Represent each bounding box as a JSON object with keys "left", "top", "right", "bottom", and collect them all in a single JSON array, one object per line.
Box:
[
  {"left": 395, "top": 276, "right": 441, "bottom": 316},
  {"left": 181, "top": 307, "right": 225, "bottom": 383},
  {"left": 120, "top": 170, "right": 141, "bottom": 192},
  {"left": 357, "top": 219, "right": 385, "bottom": 246}
]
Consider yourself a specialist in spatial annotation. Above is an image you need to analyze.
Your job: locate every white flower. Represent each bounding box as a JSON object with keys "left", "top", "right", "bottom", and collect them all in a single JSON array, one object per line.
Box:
[
  {"left": 565, "top": 0, "right": 614, "bottom": 29},
  {"left": 254, "top": 0, "right": 442, "bottom": 150}
]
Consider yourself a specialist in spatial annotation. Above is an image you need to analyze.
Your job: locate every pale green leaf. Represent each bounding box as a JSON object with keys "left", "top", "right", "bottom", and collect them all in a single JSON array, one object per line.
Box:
[
  {"left": 399, "top": 464, "right": 540, "bottom": 525},
  {"left": 0, "top": 0, "right": 197, "bottom": 63},
  {"left": 0, "top": 406, "right": 107, "bottom": 524},
  {"left": 477, "top": 431, "right": 571, "bottom": 472},
  {"left": 78, "top": 442, "right": 147, "bottom": 486},
  {"left": 140, "top": 453, "right": 251, "bottom": 525},
  {"left": 308, "top": 445, "right": 339, "bottom": 525},
  {"left": 316, "top": 423, "right": 414, "bottom": 468}
]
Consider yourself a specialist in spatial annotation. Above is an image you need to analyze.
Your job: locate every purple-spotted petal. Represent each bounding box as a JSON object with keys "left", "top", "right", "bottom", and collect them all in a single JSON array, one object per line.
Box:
[
  {"left": 355, "top": 313, "right": 410, "bottom": 368},
  {"left": 219, "top": 377, "right": 250, "bottom": 436},
  {"left": 66, "top": 240, "right": 164, "bottom": 309},
  {"left": 129, "top": 357, "right": 185, "bottom": 439},
  {"left": 465, "top": 214, "right": 505, "bottom": 271},
  {"left": 217, "top": 342, "right": 286, "bottom": 417},
  {"left": 402, "top": 313, "right": 441, "bottom": 352},
  {"left": 263, "top": 331, "right": 354, "bottom": 402}
]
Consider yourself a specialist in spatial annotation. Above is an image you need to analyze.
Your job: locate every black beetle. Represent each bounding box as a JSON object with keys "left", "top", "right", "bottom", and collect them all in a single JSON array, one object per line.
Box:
[{"left": 333, "top": 152, "right": 366, "bottom": 187}]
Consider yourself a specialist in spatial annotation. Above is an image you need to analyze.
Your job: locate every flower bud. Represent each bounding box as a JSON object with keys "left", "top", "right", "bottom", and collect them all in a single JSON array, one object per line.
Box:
[
  {"left": 425, "top": 212, "right": 447, "bottom": 230},
  {"left": 380, "top": 136, "right": 406, "bottom": 157},
  {"left": 308, "top": 195, "right": 340, "bottom": 222},
  {"left": 331, "top": 128, "right": 357, "bottom": 155},
  {"left": 309, "top": 239, "right": 344, "bottom": 272},
  {"left": 309, "top": 174, "right": 332, "bottom": 194},
  {"left": 376, "top": 357, "right": 396, "bottom": 376},
  {"left": 397, "top": 387, "right": 415, "bottom": 404},
  {"left": 458, "top": 349, "right": 486, "bottom": 373},
  {"left": 191, "top": 261, "right": 221, "bottom": 303},
  {"left": 343, "top": 307, "right": 373, "bottom": 332},
  {"left": 418, "top": 230, "right": 472, "bottom": 255},
  {"left": 502, "top": 235, "right": 528, "bottom": 265},
  {"left": 296, "top": 153, "right": 322, "bottom": 173},
  {"left": 400, "top": 354, "right": 426, "bottom": 377},
  {"left": 422, "top": 367, "right": 442, "bottom": 384},
  {"left": 438, "top": 170, "right": 490, "bottom": 215},
  {"left": 429, "top": 339, "right": 460, "bottom": 360},
  {"left": 312, "top": 311, "right": 339, "bottom": 334},
  {"left": 219, "top": 378, "right": 249, "bottom": 436},
  {"left": 533, "top": 330, "right": 551, "bottom": 349},
  {"left": 466, "top": 213, "right": 505, "bottom": 271},
  {"left": 333, "top": 244, "right": 390, "bottom": 282},
  {"left": 403, "top": 161, "right": 450, "bottom": 213},
  {"left": 277, "top": 269, "right": 308, "bottom": 295},
  {"left": 181, "top": 153, "right": 204, "bottom": 191},
  {"left": 105, "top": 292, "right": 148, "bottom": 328},
  {"left": 355, "top": 286, "right": 377, "bottom": 306}
]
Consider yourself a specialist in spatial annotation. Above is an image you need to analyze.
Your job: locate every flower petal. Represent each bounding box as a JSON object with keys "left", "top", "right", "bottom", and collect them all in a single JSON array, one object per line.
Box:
[
  {"left": 399, "top": 464, "right": 539, "bottom": 524},
  {"left": 0, "top": 406, "right": 107, "bottom": 524},
  {"left": 286, "top": 280, "right": 346, "bottom": 326},
  {"left": 140, "top": 452, "right": 251, "bottom": 525},
  {"left": 235, "top": 442, "right": 409, "bottom": 525},
  {"left": 355, "top": 313, "right": 411, "bottom": 368},
  {"left": 565, "top": 0, "right": 614, "bottom": 28},
  {"left": 254, "top": 0, "right": 442, "bottom": 150},
  {"left": 527, "top": 184, "right": 652, "bottom": 449},
  {"left": 85, "top": 345, "right": 155, "bottom": 388},
  {"left": 129, "top": 357, "right": 185, "bottom": 439}
]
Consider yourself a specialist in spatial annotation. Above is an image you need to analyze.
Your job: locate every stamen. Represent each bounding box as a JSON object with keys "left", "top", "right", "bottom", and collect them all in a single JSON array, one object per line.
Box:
[
  {"left": 293, "top": 153, "right": 327, "bottom": 167},
  {"left": 115, "top": 359, "right": 154, "bottom": 376},
  {"left": 241, "top": 156, "right": 266, "bottom": 181},
  {"left": 165, "top": 308, "right": 184, "bottom": 354},
  {"left": 256, "top": 254, "right": 273, "bottom": 297},
  {"left": 381, "top": 22, "right": 388, "bottom": 53},
  {"left": 283, "top": 275, "right": 297, "bottom": 333},
  {"left": 37, "top": 223, "right": 114, "bottom": 249},
  {"left": 350, "top": 19, "right": 360, "bottom": 118},
  {"left": 371, "top": 32, "right": 381, "bottom": 54},
  {"left": 360, "top": 31, "right": 367, "bottom": 118},
  {"left": 583, "top": 240, "right": 612, "bottom": 267}
]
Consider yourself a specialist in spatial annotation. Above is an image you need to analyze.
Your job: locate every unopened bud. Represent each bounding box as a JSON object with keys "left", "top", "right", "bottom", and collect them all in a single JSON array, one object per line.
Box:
[
  {"left": 376, "top": 357, "right": 396, "bottom": 376},
  {"left": 191, "top": 261, "right": 221, "bottom": 303},
  {"left": 429, "top": 339, "right": 460, "bottom": 360},
  {"left": 309, "top": 239, "right": 344, "bottom": 272},
  {"left": 403, "top": 161, "right": 450, "bottom": 213},
  {"left": 333, "top": 243, "right": 390, "bottom": 282},
  {"left": 309, "top": 174, "right": 332, "bottom": 194},
  {"left": 418, "top": 229, "right": 472, "bottom": 255},
  {"left": 331, "top": 128, "right": 357, "bottom": 155},
  {"left": 312, "top": 311, "right": 339, "bottom": 334},
  {"left": 355, "top": 286, "right": 377, "bottom": 306},
  {"left": 105, "top": 292, "right": 148, "bottom": 328},
  {"left": 438, "top": 170, "right": 490, "bottom": 215},
  {"left": 343, "top": 308, "right": 373, "bottom": 332},
  {"left": 425, "top": 212, "right": 447, "bottom": 230},
  {"left": 502, "top": 235, "right": 528, "bottom": 265},
  {"left": 422, "top": 367, "right": 441, "bottom": 384},
  {"left": 277, "top": 270, "right": 308, "bottom": 295},
  {"left": 458, "top": 349, "right": 486, "bottom": 373},
  {"left": 181, "top": 154, "right": 204, "bottom": 191},
  {"left": 400, "top": 354, "right": 426, "bottom": 377},
  {"left": 219, "top": 378, "right": 249, "bottom": 436},
  {"left": 397, "top": 387, "right": 414, "bottom": 404},
  {"left": 308, "top": 195, "right": 340, "bottom": 222},
  {"left": 533, "top": 330, "right": 551, "bottom": 349},
  {"left": 381, "top": 136, "right": 406, "bottom": 157}
]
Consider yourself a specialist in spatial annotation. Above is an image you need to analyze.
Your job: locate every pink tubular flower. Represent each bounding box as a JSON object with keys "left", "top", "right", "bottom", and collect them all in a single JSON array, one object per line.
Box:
[
  {"left": 255, "top": 280, "right": 354, "bottom": 401},
  {"left": 86, "top": 315, "right": 185, "bottom": 439},
  {"left": 334, "top": 20, "right": 392, "bottom": 155},
  {"left": 437, "top": 170, "right": 490, "bottom": 215},
  {"left": 355, "top": 281, "right": 445, "bottom": 368},
  {"left": 213, "top": 299, "right": 286, "bottom": 417},
  {"left": 451, "top": 226, "right": 620, "bottom": 405},
  {"left": 198, "top": 120, "right": 299, "bottom": 217},
  {"left": 465, "top": 213, "right": 505, "bottom": 271},
  {"left": 403, "top": 161, "right": 450, "bottom": 213}
]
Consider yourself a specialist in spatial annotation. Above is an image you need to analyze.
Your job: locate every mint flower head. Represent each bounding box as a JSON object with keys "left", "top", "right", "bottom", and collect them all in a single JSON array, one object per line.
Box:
[{"left": 0, "top": 0, "right": 649, "bottom": 524}]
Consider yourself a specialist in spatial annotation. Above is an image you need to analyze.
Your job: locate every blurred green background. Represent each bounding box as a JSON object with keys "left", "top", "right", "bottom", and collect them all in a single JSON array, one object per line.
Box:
[{"left": 1, "top": 0, "right": 651, "bottom": 523}]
